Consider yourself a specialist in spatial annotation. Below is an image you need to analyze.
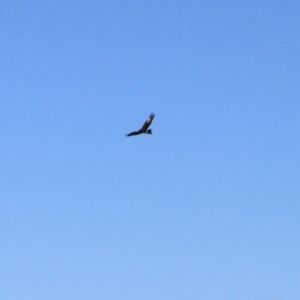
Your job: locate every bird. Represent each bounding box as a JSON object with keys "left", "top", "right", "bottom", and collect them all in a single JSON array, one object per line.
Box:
[{"left": 126, "top": 113, "right": 155, "bottom": 137}]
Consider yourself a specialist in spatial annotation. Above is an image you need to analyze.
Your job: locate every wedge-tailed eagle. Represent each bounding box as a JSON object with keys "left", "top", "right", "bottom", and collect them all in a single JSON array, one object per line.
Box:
[{"left": 126, "top": 113, "right": 155, "bottom": 137}]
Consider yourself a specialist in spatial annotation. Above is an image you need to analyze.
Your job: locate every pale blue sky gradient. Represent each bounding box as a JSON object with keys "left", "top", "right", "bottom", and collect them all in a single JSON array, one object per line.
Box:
[{"left": 1, "top": 1, "right": 299, "bottom": 299}]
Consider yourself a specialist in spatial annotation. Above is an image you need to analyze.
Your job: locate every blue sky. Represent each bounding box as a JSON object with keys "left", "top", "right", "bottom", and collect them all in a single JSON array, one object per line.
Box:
[{"left": 0, "top": 1, "right": 299, "bottom": 299}]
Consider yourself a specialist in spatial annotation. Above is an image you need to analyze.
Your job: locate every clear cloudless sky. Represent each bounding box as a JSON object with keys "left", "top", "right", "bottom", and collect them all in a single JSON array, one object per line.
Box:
[{"left": 0, "top": 1, "right": 299, "bottom": 299}]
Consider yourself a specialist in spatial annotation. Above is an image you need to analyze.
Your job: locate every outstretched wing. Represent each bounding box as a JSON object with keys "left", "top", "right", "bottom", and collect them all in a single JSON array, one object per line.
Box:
[
  {"left": 139, "top": 113, "right": 155, "bottom": 131},
  {"left": 126, "top": 131, "right": 139, "bottom": 137}
]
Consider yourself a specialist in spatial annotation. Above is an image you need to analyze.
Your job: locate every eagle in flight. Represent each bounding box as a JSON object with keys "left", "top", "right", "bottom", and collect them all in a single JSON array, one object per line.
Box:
[{"left": 126, "top": 113, "right": 155, "bottom": 137}]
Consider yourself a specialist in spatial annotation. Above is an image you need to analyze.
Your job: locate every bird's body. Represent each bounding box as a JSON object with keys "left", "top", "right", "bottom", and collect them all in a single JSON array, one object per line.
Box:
[{"left": 126, "top": 113, "right": 155, "bottom": 137}]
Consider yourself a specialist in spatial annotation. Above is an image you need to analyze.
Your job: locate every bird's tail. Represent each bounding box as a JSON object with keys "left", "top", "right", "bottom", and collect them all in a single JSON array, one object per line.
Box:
[{"left": 146, "top": 129, "right": 152, "bottom": 134}]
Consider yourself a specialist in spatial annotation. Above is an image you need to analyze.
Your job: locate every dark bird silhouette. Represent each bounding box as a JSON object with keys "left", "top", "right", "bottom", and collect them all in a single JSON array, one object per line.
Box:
[{"left": 126, "top": 113, "right": 155, "bottom": 137}]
